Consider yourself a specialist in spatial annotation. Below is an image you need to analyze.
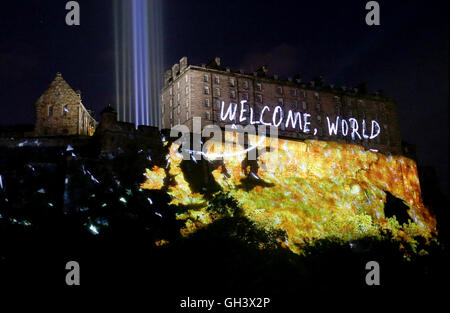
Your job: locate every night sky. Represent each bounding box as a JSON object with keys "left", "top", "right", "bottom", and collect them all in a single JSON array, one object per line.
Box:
[{"left": 0, "top": 0, "right": 448, "bottom": 194}]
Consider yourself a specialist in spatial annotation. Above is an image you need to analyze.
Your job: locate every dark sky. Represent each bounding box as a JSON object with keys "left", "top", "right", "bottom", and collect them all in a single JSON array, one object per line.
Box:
[{"left": 0, "top": 0, "right": 448, "bottom": 194}]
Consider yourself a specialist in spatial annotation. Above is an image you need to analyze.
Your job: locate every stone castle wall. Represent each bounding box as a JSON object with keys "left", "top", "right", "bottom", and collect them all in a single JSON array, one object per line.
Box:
[{"left": 161, "top": 57, "right": 402, "bottom": 155}]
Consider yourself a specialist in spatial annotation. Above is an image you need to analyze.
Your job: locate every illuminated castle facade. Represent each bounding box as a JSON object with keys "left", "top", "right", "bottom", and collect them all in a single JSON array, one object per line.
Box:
[
  {"left": 34, "top": 72, "right": 97, "bottom": 136},
  {"left": 161, "top": 57, "right": 402, "bottom": 155}
]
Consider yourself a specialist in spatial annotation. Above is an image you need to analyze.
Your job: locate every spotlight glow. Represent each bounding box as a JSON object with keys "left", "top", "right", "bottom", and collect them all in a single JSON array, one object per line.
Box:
[{"left": 114, "top": 0, "right": 163, "bottom": 127}]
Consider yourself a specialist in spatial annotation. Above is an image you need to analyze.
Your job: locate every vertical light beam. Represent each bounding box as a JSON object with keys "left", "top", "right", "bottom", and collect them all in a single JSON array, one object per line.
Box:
[{"left": 113, "top": 0, "right": 164, "bottom": 127}]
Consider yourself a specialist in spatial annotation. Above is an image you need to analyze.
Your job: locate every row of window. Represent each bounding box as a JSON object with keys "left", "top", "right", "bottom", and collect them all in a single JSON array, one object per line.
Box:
[
  {"left": 166, "top": 75, "right": 190, "bottom": 98},
  {"left": 48, "top": 105, "right": 69, "bottom": 117},
  {"left": 166, "top": 75, "right": 376, "bottom": 110},
  {"left": 204, "top": 74, "right": 242, "bottom": 88},
  {"left": 202, "top": 86, "right": 320, "bottom": 102},
  {"left": 165, "top": 80, "right": 324, "bottom": 107},
  {"left": 202, "top": 74, "right": 321, "bottom": 97},
  {"left": 166, "top": 98, "right": 372, "bottom": 119},
  {"left": 168, "top": 109, "right": 190, "bottom": 121},
  {"left": 166, "top": 93, "right": 322, "bottom": 113},
  {"left": 202, "top": 96, "right": 320, "bottom": 110},
  {"left": 166, "top": 87, "right": 189, "bottom": 100}
]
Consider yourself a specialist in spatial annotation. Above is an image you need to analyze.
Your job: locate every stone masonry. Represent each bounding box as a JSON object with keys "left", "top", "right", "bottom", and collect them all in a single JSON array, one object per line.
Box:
[
  {"left": 34, "top": 72, "right": 97, "bottom": 136},
  {"left": 161, "top": 57, "right": 402, "bottom": 155}
]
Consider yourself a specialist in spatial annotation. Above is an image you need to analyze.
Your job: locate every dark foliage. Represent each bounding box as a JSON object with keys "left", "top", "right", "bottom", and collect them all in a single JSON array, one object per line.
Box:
[{"left": 0, "top": 145, "right": 447, "bottom": 306}]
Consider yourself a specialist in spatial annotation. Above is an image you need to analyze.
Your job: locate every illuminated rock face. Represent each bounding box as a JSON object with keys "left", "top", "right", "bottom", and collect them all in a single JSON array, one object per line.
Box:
[{"left": 141, "top": 133, "right": 436, "bottom": 254}]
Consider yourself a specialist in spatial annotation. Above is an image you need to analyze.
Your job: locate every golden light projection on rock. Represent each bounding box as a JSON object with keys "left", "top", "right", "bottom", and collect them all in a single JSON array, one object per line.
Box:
[{"left": 141, "top": 133, "right": 436, "bottom": 255}]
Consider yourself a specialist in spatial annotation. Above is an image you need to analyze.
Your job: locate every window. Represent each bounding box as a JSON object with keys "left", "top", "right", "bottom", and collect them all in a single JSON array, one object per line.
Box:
[
  {"left": 186, "top": 111, "right": 189, "bottom": 121},
  {"left": 185, "top": 86, "right": 189, "bottom": 95},
  {"left": 291, "top": 89, "right": 297, "bottom": 96},
  {"left": 302, "top": 101, "right": 307, "bottom": 110},
  {"left": 177, "top": 81, "right": 180, "bottom": 89},
  {"left": 214, "top": 76, "right": 220, "bottom": 84},
  {"left": 243, "top": 81, "right": 248, "bottom": 89},
  {"left": 242, "top": 92, "right": 248, "bottom": 100},
  {"left": 256, "top": 94, "right": 263, "bottom": 103},
  {"left": 317, "top": 115, "right": 321, "bottom": 121},
  {"left": 256, "top": 83, "right": 262, "bottom": 91},
  {"left": 215, "top": 87, "right": 220, "bottom": 97},
  {"left": 215, "top": 99, "right": 221, "bottom": 108},
  {"left": 178, "top": 118, "right": 180, "bottom": 125},
  {"left": 314, "top": 92, "right": 320, "bottom": 100},
  {"left": 316, "top": 103, "right": 321, "bottom": 111},
  {"left": 205, "top": 111, "right": 211, "bottom": 120},
  {"left": 62, "top": 105, "right": 68, "bottom": 116},
  {"left": 293, "top": 100, "right": 298, "bottom": 108},
  {"left": 170, "top": 110, "right": 173, "bottom": 119},
  {"left": 230, "top": 90, "right": 236, "bottom": 99},
  {"left": 204, "top": 86, "right": 210, "bottom": 95},
  {"left": 48, "top": 105, "right": 54, "bottom": 117},
  {"left": 277, "top": 86, "right": 283, "bottom": 95},
  {"left": 301, "top": 90, "right": 306, "bottom": 98},
  {"left": 186, "top": 99, "right": 189, "bottom": 108},
  {"left": 230, "top": 78, "right": 235, "bottom": 87},
  {"left": 185, "top": 75, "right": 189, "bottom": 83},
  {"left": 162, "top": 105, "right": 164, "bottom": 114},
  {"left": 205, "top": 98, "right": 210, "bottom": 107},
  {"left": 204, "top": 74, "right": 209, "bottom": 82},
  {"left": 169, "top": 99, "right": 173, "bottom": 107},
  {"left": 177, "top": 93, "right": 180, "bottom": 101},
  {"left": 278, "top": 98, "right": 284, "bottom": 105},
  {"left": 177, "top": 105, "right": 180, "bottom": 114},
  {"left": 169, "top": 88, "right": 173, "bottom": 96}
]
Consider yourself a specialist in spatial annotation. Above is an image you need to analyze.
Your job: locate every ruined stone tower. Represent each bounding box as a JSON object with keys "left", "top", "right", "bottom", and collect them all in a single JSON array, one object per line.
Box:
[{"left": 34, "top": 72, "right": 97, "bottom": 136}]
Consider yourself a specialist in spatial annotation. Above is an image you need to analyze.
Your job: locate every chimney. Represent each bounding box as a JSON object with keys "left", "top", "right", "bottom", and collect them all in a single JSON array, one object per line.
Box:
[
  {"left": 164, "top": 69, "right": 172, "bottom": 86},
  {"left": 256, "top": 65, "right": 268, "bottom": 76},
  {"left": 179, "top": 56, "right": 188, "bottom": 71},
  {"left": 171, "top": 63, "right": 180, "bottom": 78}
]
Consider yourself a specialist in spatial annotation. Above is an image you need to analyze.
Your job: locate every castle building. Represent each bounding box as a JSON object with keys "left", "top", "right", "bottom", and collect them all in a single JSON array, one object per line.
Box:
[
  {"left": 161, "top": 57, "right": 402, "bottom": 155},
  {"left": 34, "top": 72, "right": 97, "bottom": 136}
]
